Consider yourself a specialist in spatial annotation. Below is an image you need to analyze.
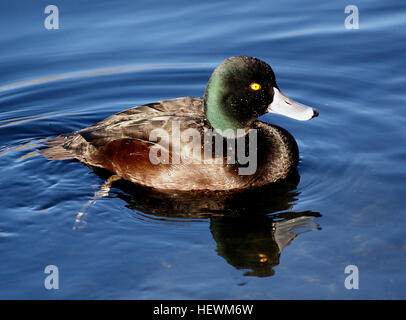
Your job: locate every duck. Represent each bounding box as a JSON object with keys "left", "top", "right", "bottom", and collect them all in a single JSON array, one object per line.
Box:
[{"left": 41, "top": 56, "right": 318, "bottom": 191}]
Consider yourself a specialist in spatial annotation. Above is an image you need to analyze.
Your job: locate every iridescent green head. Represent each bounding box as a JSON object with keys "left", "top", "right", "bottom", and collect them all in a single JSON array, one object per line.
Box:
[
  {"left": 204, "top": 56, "right": 318, "bottom": 138},
  {"left": 204, "top": 56, "right": 276, "bottom": 137}
]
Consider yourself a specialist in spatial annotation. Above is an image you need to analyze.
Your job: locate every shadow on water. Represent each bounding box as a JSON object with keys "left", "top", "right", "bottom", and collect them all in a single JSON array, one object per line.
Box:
[{"left": 92, "top": 167, "right": 322, "bottom": 277}]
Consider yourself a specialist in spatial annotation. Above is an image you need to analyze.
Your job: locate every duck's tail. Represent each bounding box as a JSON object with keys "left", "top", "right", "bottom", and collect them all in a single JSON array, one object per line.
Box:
[{"left": 39, "top": 136, "right": 76, "bottom": 160}]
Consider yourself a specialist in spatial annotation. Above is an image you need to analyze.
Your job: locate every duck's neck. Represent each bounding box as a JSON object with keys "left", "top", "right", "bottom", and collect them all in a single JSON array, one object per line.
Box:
[
  {"left": 204, "top": 90, "right": 250, "bottom": 139},
  {"left": 205, "top": 104, "right": 247, "bottom": 139}
]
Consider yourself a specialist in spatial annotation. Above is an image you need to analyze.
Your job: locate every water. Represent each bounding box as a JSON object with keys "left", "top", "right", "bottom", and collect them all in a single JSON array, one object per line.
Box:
[{"left": 1, "top": 0, "right": 405, "bottom": 299}]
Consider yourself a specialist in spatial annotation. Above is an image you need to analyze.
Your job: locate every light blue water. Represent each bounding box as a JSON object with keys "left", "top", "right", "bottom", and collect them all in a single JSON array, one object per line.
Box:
[{"left": 0, "top": 0, "right": 405, "bottom": 299}]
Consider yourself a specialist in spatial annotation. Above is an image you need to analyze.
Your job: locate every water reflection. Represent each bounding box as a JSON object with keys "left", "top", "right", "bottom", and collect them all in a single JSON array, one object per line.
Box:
[
  {"left": 92, "top": 167, "right": 322, "bottom": 277},
  {"left": 211, "top": 212, "right": 321, "bottom": 277}
]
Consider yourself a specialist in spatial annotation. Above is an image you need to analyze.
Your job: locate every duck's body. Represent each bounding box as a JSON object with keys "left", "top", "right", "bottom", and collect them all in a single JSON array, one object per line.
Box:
[{"left": 41, "top": 57, "right": 317, "bottom": 191}]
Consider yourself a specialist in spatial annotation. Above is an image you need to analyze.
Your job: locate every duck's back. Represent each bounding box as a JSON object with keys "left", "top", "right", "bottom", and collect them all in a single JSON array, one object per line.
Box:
[
  {"left": 41, "top": 97, "right": 298, "bottom": 191},
  {"left": 42, "top": 97, "right": 204, "bottom": 160}
]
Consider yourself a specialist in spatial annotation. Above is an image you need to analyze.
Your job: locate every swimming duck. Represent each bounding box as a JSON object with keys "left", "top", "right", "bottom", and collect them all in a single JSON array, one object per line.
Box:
[{"left": 41, "top": 56, "right": 318, "bottom": 191}]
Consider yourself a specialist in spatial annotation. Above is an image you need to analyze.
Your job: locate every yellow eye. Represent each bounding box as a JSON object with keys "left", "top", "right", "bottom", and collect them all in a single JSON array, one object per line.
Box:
[
  {"left": 258, "top": 253, "right": 268, "bottom": 263},
  {"left": 250, "top": 83, "right": 261, "bottom": 91}
]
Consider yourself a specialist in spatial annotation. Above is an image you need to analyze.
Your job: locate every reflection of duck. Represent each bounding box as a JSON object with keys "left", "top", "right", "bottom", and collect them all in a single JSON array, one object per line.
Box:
[
  {"left": 80, "top": 168, "right": 321, "bottom": 278},
  {"left": 41, "top": 56, "right": 318, "bottom": 191},
  {"left": 210, "top": 212, "right": 321, "bottom": 277}
]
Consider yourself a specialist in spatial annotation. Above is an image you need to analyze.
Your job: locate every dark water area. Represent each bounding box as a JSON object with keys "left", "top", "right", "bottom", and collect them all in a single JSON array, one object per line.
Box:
[{"left": 0, "top": 0, "right": 405, "bottom": 299}]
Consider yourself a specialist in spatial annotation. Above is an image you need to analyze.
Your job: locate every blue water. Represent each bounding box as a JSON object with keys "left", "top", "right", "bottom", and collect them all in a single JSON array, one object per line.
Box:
[{"left": 1, "top": 0, "right": 405, "bottom": 299}]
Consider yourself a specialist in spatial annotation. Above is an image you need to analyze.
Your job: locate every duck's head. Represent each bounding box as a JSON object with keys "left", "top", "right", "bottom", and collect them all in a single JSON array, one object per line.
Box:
[{"left": 204, "top": 56, "right": 318, "bottom": 138}]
